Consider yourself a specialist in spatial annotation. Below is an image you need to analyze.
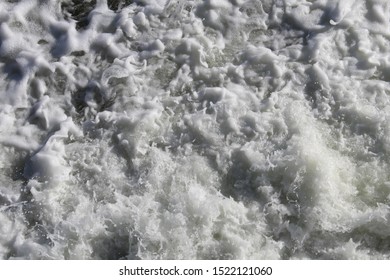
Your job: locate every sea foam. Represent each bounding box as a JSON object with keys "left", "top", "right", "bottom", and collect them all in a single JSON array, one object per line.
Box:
[{"left": 0, "top": 0, "right": 390, "bottom": 259}]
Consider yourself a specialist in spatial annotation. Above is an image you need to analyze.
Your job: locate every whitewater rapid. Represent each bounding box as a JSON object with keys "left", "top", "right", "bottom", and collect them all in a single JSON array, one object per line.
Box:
[{"left": 1, "top": 0, "right": 390, "bottom": 259}]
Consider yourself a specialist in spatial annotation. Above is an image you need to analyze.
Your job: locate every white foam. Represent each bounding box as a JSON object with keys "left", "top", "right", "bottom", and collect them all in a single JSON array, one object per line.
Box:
[{"left": 0, "top": 0, "right": 390, "bottom": 259}]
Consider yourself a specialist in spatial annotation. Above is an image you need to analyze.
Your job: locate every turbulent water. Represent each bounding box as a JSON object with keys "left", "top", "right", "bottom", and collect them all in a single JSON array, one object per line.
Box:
[{"left": 1, "top": 0, "right": 390, "bottom": 259}]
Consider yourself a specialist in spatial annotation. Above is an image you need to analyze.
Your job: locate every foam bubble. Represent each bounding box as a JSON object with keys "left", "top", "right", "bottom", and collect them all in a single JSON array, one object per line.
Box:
[{"left": 1, "top": 0, "right": 390, "bottom": 259}]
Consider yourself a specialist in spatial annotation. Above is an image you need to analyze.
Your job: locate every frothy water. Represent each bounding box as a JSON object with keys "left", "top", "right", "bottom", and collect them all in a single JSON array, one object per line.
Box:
[{"left": 1, "top": 0, "right": 390, "bottom": 259}]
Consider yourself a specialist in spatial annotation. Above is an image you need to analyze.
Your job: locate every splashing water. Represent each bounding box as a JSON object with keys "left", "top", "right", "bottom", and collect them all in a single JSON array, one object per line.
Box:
[{"left": 0, "top": 0, "right": 390, "bottom": 259}]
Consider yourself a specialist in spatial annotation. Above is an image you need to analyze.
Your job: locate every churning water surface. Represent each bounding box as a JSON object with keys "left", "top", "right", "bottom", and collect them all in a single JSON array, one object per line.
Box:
[{"left": 1, "top": 0, "right": 390, "bottom": 259}]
